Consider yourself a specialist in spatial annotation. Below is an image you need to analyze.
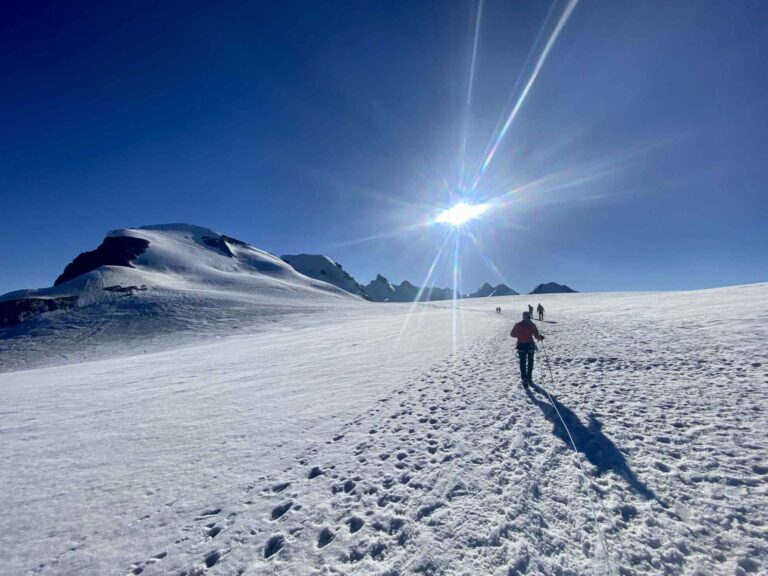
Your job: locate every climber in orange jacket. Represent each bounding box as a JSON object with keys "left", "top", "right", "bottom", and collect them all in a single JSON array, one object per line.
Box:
[{"left": 510, "top": 310, "right": 544, "bottom": 387}]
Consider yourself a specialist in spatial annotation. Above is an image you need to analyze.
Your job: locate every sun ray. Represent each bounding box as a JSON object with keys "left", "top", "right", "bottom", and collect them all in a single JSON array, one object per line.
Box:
[
  {"left": 321, "top": 221, "right": 433, "bottom": 250},
  {"left": 465, "top": 230, "right": 513, "bottom": 288},
  {"left": 484, "top": 139, "right": 670, "bottom": 215},
  {"left": 459, "top": 0, "right": 485, "bottom": 192},
  {"left": 466, "top": 0, "right": 484, "bottom": 107},
  {"left": 470, "top": 0, "right": 580, "bottom": 191},
  {"left": 451, "top": 233, "right": 461, "bottom": 354},
  {"left": 394, "top": 231, "right": 454, "bottom": 350}
]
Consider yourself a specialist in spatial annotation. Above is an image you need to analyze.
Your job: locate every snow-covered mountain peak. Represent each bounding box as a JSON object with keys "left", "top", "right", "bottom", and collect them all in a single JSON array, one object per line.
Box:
[
  {"left": 0, "top": 224, "right": 360, "bottom": 344},
  {"left": 99, "top": 224, "right": 289, "bottom": 280},
  {"left": 280, "top": 254, "right": 368, "bottom": 299},
  {"left": 43, "top": 223, "right": 324, "bottom": 299},
  {"left": 131, "top": 223, "right": 220, "bottom": 235}
]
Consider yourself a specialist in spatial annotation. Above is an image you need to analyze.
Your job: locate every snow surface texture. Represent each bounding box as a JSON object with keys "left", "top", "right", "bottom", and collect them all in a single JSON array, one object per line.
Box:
[{"left": 2, "top": 284, "right": 767, "bottom": 575}]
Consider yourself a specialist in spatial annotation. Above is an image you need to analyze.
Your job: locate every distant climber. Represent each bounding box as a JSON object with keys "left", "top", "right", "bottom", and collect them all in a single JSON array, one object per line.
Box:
[
  {"left": 537, "top": 303, "right": 544, "bottom": 321},
  {"left": 511, "top": 311, "right": 544, "bottom": 387},
  {"left": 528, "top": 304, "right": 534, "bottom": 318}
]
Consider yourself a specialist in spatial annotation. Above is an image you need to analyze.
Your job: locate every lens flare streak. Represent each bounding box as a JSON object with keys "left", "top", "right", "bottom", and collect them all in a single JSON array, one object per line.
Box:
[
  {"left": 394, "top": 231, "right": 453, "bottom": 349},
  {"left": 467, "top": 0, "right": 484, "bottom": 106},
  {"left": 451, "top": 233, "right": 461, "bottom": 354},
  {"left": 471, "top": 0, "right": 579, "bottom": 191},
  {"left": 465, "top": 230, "right": 511, "bottom": 286}
]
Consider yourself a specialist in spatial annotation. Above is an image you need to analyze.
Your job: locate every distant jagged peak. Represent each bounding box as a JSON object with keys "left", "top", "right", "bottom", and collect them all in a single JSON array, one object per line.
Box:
[
  {"left": 529, "top": 281, "right": 577, "bottom": 294},
  {"left": 468, "top": 282, "right": 518, "bottom": 298},
  {"left": 363, "top": 274, "right": 396, "bottom": 302},
  {"left": 492, "top": 283, "right": 518, "bottom": 296}
]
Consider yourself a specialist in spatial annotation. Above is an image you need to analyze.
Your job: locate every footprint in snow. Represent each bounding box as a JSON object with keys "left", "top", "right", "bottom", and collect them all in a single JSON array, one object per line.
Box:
[
  {"left": 271, "top": 501, "right": 292, "bottom": 520},
  {"left": 348, "top": 516, "right": 365, "bottom": 533},
  {"left": 203, "top": 549, "right": 221, "bottom": 568},
  {"left": 197, "top": 507, "right": 221, "bottom": 518},
  {"left": 317, "top": 527, "right": 335, "bottom": 548},
  {"left": 271, "top": 481, "right": 291, "bottom": 493},
  {"left": 264, "top": 535, "right": 285, "bottom": 559}
]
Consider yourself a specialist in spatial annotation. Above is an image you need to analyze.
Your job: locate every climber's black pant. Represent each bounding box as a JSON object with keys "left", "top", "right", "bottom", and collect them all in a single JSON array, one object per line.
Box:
[{"left": 517, "top": 342, "right": 536, "bottom": 380}]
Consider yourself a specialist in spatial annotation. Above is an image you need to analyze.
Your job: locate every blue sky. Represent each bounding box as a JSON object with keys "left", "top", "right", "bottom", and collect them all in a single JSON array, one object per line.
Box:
[{"left": 1, "top": 0, "right": 766, "bottom": 296}]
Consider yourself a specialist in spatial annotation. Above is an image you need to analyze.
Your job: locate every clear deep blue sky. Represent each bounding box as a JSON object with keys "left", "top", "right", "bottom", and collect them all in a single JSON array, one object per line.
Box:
[{"left": 2, "top": 0, "right": 766, "bottom": 295}]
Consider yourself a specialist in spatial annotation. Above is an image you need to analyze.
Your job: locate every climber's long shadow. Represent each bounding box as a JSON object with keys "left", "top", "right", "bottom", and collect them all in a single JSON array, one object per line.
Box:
[{"left": 525, "top": 383, "right": 656, "bottom": 500}]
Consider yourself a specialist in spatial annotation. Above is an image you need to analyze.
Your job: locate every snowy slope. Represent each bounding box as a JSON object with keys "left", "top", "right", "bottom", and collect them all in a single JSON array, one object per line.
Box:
[
  {"left": 0, "top": 224, "right": 359, "bottom": 371},
  {"left": 280, "top": 254, "right": 368, "bottom": 299},
  {"left": 1, "top": 284, "right": 767, "bottom": 575}
]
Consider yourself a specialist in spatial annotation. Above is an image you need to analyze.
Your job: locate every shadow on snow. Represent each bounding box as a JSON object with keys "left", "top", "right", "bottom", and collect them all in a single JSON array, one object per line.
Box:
[{"left": 525, "top": 383, "right": 656, "bottom": 500}]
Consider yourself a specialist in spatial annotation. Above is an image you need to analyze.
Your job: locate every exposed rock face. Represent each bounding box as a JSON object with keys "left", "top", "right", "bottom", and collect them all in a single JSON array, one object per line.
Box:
[
  {"left": 103, "top": 285, "right": 148, "bottom": 295},
  {"left": 201, "top": 234, "right": 250, "bottom": 258},
  {"left": 0, "top": 296, "right": 78, "bottom": 328},
  {"left": 55, "top": 236, "right": 150, "bottom": 286},
  {"left": 529, "top": 282, "right": 577, "bottom": 294},
  {"left": 468, "top": 283, "right": 519, "bottom": 298}
]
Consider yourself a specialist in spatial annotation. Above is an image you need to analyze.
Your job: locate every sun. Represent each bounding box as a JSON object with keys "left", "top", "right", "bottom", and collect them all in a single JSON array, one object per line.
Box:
[{"left": 435, "top": 202, "right": 490, "bottom": 226}]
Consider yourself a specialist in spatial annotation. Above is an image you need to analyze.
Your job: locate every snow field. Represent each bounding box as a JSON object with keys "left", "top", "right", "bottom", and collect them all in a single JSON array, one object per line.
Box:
[
  {"left": 0, "top": 303, "right": 490, "bottom": 575},
  {"left": 1, "top": 284, "right": 767, "bottom": 575}
]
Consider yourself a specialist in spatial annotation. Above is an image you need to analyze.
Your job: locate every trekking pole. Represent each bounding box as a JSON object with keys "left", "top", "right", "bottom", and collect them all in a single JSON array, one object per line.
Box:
[{"left": 540, "top": 339, "right": 558, "bottom": 389}]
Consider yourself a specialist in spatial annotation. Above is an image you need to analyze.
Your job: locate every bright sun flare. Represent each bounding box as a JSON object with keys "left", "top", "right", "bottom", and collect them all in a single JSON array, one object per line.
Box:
[{"left": 435, "top": 202, "right": 490, "bottom": 226}]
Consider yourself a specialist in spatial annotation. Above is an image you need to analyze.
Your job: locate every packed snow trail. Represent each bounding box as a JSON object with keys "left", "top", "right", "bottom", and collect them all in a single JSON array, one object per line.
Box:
[
  {"left": 2, "top": 285, "right": 767, "bottom": 575},
  {"left": 126, "top": 310, "right": 766, "bottom": 576}
]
